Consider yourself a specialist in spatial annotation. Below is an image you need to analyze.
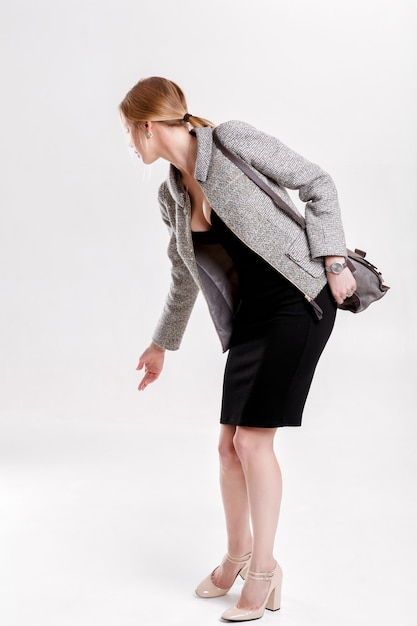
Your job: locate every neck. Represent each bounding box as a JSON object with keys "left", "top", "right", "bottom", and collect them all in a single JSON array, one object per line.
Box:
[{"left": 157, "top": 125, "right": 197, "bottom": 177}]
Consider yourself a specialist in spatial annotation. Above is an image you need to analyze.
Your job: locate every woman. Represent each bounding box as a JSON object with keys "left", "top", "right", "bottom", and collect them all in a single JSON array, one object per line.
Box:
[{"left": 119, "top": 76, "right": 356, "bottom": 622}]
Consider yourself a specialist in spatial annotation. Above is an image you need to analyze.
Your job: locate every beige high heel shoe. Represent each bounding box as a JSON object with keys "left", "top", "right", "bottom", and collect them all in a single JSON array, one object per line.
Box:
[
  {"left": 195, "top": 552, "right": 252, "bottom": 598},
  {"left": 221, "top": 562, "right": 283, "bottom": 621}
]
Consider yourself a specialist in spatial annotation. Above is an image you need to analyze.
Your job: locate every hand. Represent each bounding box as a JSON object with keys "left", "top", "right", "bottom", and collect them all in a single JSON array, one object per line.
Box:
[
  {"left": 326, "top": 267, "right": 357, "bottom": 305},
  {"left": 136, "top": 341, "right": 165, "bottom": 391}
]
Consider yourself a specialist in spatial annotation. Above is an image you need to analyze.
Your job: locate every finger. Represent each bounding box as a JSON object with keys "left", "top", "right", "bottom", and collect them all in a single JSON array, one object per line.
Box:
[
  {"left": 138, "top": 371, "right": 159, "bottom": 391},
  {"left": 334, "top": 293, "right": 345, "bottom": 305},
  {"left": 136, "top": 359, "right": 144, "bottom": 371},
  {"left": 138, "top": 373, "right": 150, "bottom": 391}
]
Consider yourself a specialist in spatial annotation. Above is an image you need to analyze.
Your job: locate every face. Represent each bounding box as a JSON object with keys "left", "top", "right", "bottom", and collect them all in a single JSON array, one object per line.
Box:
[{"left": 124, "top": 120, "right": 158, "bottom": 165}]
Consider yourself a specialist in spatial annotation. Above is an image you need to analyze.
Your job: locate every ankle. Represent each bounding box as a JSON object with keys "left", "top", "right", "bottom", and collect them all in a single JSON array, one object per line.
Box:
[
  {"left": 247, "top": 557, "right": 276, "bottom": 573},
  {"left": 227, "top": 549, "right": 252, "bottom": 561},
  {"left": 227, "top": 541, "right": 252, "bottom": 558}
]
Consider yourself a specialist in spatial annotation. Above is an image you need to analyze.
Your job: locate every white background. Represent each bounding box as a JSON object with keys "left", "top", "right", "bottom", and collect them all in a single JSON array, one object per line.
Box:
[{"left": 0, "top": 1, "right": 416, "bottom": 625}]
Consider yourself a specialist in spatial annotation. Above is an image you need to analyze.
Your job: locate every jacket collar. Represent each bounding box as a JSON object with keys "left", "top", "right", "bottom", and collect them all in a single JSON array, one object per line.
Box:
[{"left": 165, "top": 126, "right": 214, "bottom": 206}]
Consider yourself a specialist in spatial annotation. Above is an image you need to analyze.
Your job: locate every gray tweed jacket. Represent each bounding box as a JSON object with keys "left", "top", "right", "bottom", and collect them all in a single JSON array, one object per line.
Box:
[{"left": 152, "top": 120, "right": 347, "bottom": 351}]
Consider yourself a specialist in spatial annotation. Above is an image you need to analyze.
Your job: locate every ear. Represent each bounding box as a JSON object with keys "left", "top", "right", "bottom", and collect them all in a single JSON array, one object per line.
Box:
[{"left": 144, "top": 121, "right": 154, "bottom": 132}]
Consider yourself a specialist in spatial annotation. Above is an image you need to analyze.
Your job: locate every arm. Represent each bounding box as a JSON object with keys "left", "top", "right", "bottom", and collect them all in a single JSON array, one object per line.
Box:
[
  {"left": 137, "top": 184, "right": 199, "bottom": 390},
  {"left": 151, "top": 183, "right": 199, "bottom": 350},
  {"left": 216, "top": 121, "right": 347, "bottom": 260},
  {"left": 216, "top": 121, "right": 355, "bottom": 303}
]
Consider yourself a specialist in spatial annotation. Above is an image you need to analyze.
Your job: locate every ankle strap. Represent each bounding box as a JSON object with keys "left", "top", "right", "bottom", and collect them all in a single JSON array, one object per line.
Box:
[
  {"left": 247, "top": 569, "right": 274, "bottom": 581},
  {"left": 226, "top": 552, "right": 252, "bottom": 565}
]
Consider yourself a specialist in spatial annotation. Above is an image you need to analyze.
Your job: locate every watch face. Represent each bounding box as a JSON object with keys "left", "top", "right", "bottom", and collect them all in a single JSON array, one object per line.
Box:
[{"left": 332, "top": 262, "right": 344, "bottom": 274}]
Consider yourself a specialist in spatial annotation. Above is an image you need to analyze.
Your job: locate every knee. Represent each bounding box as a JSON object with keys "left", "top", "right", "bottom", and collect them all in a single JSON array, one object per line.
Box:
[
  {"left": 218, "top": 436, "right": 241, "bottom": 470},
  {"left": 232, "top": 429, "right": 253, "bottom": 463},
  {"left": 233, "top": 428, "right": 272, "bottom": 464}
]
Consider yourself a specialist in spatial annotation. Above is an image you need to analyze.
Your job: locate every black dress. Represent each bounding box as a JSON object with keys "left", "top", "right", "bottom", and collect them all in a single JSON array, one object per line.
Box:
[{"left": 192, "top": 210, "right": 337, "bottom": 428}]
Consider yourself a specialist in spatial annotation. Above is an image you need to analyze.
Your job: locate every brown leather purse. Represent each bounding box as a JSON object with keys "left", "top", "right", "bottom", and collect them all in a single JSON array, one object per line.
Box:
[{"left": 213, "top": 131, "right": 390, "bottom": 313}]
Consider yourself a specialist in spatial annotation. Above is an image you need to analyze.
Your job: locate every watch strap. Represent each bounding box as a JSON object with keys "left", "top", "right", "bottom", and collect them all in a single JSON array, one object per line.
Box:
[{"left": 325, "top": 261, "right": 347, "bottom": 273}]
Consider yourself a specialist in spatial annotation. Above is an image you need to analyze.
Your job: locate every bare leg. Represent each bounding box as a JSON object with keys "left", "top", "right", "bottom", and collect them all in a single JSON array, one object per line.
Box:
[
  {"left": 232, "top": 426, "right": 282, "bottom": 610},
  {"left": 211, "top": 425, "right": 253, "bottom": 589}
]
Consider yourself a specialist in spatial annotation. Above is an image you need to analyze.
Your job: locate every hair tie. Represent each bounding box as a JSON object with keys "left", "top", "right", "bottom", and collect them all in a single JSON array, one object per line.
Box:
[{"left": 183, "top": 113, "right": 192, "bottom": 122}]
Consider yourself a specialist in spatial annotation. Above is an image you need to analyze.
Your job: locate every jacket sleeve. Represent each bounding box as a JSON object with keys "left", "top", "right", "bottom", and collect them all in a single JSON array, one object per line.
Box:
[
  {"left": 215, "top": 121, "right": 347, "bottom": 259},
  {"left": 151, "top": 183, "right": 199, "bottom": 351}
]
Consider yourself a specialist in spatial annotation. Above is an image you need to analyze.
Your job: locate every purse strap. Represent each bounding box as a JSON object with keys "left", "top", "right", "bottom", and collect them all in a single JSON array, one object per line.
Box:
[
  {"left": 212, "top": 129, "right": 329, "bottom": 320},
  {"left": 212, "top": 130, "right": 306, "bottom": 230}
]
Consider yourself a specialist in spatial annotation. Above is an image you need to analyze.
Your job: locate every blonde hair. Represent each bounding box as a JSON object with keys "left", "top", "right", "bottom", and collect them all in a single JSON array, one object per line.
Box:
[{"left": 119, "top": 76, "right": 215, "bottom": 128}]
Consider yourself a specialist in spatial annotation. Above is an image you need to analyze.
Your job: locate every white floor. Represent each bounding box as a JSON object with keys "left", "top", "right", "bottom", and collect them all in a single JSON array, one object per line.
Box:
[{"left": 1, "top": 333, "right": 416, "bottom": 626}]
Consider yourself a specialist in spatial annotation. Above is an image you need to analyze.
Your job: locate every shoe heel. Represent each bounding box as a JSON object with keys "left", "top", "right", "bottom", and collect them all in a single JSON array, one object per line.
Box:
[
  {"left": 239, "top": 564, "right": 249, "bottom": 580},
  {"left": 265, "top": 584, "right": 281, "bottom": 611},
  {"left": 266, "top": 565, "right": 282, "bottom": 611},
  {"left": 221, "top": 562, "right": 283, "bottom": 621}
]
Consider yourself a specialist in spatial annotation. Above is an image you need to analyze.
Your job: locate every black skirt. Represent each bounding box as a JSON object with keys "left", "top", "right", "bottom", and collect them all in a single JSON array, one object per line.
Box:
[{"left": 193, "top": 211, "right": 337, "bottom": 428}]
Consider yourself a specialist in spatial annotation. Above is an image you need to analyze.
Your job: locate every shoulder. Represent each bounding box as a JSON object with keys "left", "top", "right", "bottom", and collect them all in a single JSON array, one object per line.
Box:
[
  {"left": 215, "top": 120, "right": 260, "bottom": 142},
  {"left": 214, "top": 120, "right": 283, "bottom": 160}
]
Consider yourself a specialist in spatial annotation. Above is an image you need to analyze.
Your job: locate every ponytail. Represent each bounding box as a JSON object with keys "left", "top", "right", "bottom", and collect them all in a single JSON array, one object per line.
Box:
[
  {"left": 181, "top": 112, "right": 215, "bottom": 128},
  {"left": 120, "top": 77, "right": 215, "bottom": 128}
]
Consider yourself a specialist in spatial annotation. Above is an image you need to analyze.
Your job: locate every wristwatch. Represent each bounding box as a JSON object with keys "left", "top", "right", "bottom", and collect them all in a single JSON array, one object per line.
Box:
[{"left": 325, "top": 261, "right": 347, "bottom": 275}]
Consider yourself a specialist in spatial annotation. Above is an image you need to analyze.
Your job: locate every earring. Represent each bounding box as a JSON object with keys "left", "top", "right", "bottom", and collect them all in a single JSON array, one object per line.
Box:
[{"left": 145, "top": 131, "right": 153, "bottom": 139}]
